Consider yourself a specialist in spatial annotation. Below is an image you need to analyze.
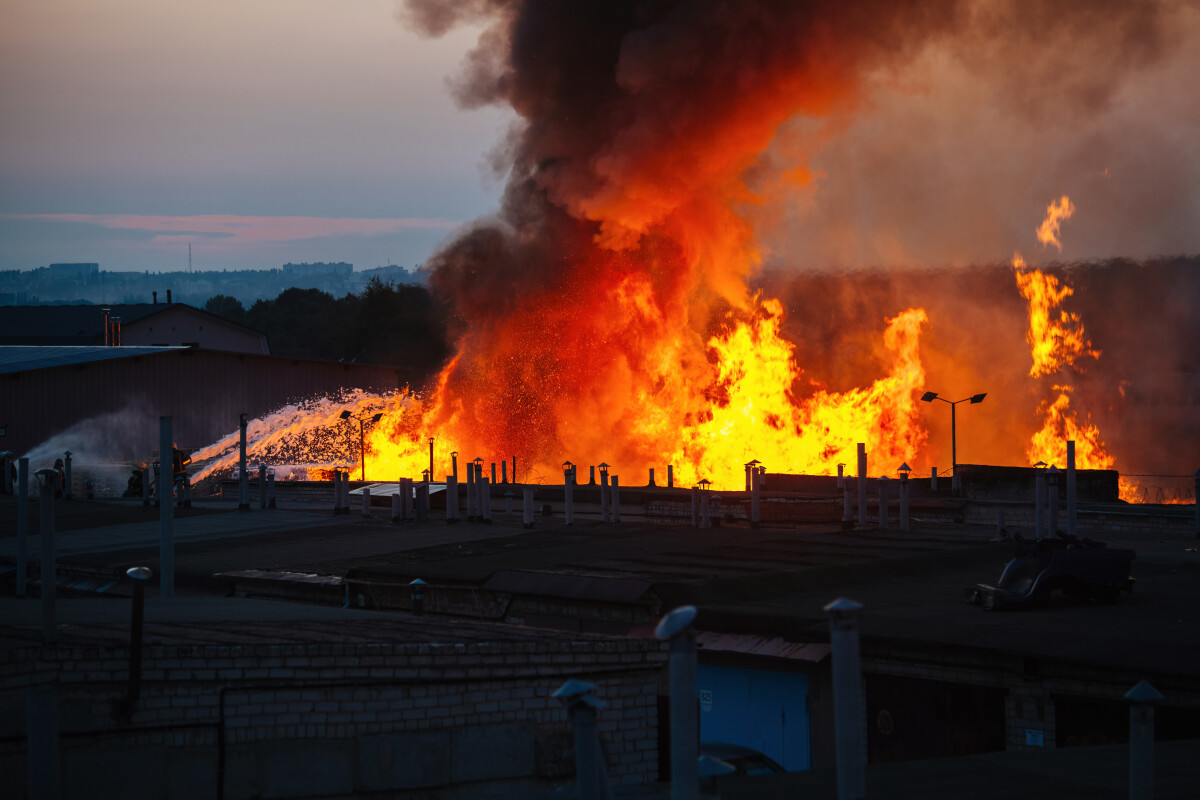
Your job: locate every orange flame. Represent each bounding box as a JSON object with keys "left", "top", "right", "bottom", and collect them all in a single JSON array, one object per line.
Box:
[
  {"left": 1013, "top": 254, "right": 1101, "bottom": 378},
  {"left": 1035, "top": 195, "right": 1075, "bottom": 251}
]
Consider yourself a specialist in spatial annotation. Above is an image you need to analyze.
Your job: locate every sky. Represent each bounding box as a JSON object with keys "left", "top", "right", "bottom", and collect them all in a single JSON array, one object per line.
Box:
[
  {"left": 2, "top": 1, "right": 1198, "bottom": 274},
  {"left": 0, "top": 0, "right": 510, "bottom": 272}
]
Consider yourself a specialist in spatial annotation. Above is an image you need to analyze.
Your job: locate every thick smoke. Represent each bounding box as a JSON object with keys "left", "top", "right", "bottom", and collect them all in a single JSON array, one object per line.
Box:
[{"left": 398, "top": 0, "right": 1199, "bottom": 480}]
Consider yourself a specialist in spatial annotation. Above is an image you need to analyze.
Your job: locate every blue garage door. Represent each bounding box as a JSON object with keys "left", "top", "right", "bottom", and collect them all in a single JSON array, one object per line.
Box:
[{"left": 696, "top": 664, "right": 810, "bottom": 771}]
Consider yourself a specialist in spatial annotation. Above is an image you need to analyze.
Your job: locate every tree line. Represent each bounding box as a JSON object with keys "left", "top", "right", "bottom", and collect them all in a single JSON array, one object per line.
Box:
[{"left": 204, "top": 278, "right": 452, "bottom": 383}]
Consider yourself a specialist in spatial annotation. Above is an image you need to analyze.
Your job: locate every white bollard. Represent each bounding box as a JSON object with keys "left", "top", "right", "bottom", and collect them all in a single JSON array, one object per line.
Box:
[
  {"left": 159, "top": 417, "right": 174, "bottom": 599},
  {"left": 36, "top": 469, "right": 57, "bottom": 640},
  {"left": 1035, "top": 467, "right": 1046, "bottom": 540},
  {"left": 523, "top": 487, "right": 534, "bottom": 529},
  {"left": 1126, "top": 680, "right": 1162, "bottom": 800},
  {"left": 1067, "top": 441, "right": 1078, "bottom": 537},
  {"left": 751, "top": 469, "right": 761, "bottom": 529},
  {"left": 361, "top": 486, "right": 371, "bottom": 517},
  {"left": 564, "top": 467, "right": 574, "bottom": 525},
  {"left": 611, "top": 475, "right": 620, "bottom": 523},
  {"left": 825, "top": 598, "right": 866, "bottom": 800},
  {"left": 446, "top": 475, "right": 459, "bottom": 523},
  {"left": 480, "top": 477, "right": 492, "bottom": 523},
  {"left": 1046, "top": 466, "right": 1059, "bottom": 535},
  {"left": 16, "top": 458, "right": 29, "bottom": 597},
  {"left": 857, "top": 444, "right": 868, "bottom": 528}
]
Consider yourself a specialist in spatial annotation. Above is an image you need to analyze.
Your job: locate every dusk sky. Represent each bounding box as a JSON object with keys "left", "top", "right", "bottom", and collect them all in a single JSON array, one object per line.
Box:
[
  {"left": 2, "top": 1, "right": 1199, "bottom": 274},
  {"left": 0, "top": 0, "right": 510, "bottom": 272}
]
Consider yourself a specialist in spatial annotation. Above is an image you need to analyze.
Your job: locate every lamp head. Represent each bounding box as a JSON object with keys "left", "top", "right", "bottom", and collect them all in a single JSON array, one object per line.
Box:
[
  {"left": 339, "top": 410, "right": 351, "bottom": 420},
  {"left": 371, "top": 413, "right": 383, "bottom": 423},
  {"left": 920, "top": 391, "right": 938, "bottom": 402},
  {"left": 969, "top": 392, "right": 987, "bottom": 404}
]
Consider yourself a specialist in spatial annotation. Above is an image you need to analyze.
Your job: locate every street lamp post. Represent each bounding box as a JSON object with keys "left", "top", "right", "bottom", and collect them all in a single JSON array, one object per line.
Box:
[
  {"left": 920, "top": 391, "right": 987, "bottom": 477},
  {"left": 340, "top": 410, "right": 383, "bottom": 481}
]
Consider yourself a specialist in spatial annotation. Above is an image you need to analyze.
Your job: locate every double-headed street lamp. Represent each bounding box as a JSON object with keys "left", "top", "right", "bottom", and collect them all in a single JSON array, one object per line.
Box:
[
  {"left": 340, "top": 410, "right": 383, "bottom": 481},
  {"left": 920, "top": 391, "right": 987, "bottom": 476}
]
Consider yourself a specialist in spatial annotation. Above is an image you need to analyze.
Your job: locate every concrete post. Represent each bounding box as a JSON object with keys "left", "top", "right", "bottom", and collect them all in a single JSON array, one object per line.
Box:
[
  {"left": 391, "top": 492, "right": 401, "bottom": 523},
  {"left": 1193, "top": 469, "right": 1199, "bottom": 539},
  {"left": 258, "top": 464, "right": 267, "bottom": 510},
  {"left": 553, "top": 681, "right": 610, "bottom": 800},
  {"left": 1046, "top": 466, "right": 1059, "bottom": 536},
  {"left": 410, "top": 578, "right": 426, "bottom": 616},
  {"left": 878, "top": 476, "right": 889, "bottom": 531},
  {"left": 491, "top": 462, "right": 497, "bottom": 485},
  {"left": 750, "top": 469, "right": 761, "bottom": 529},
  {"left": 502, "top": 459, "right": 507, "bottom": 484},
  {"left": 691, "top": 487, "right": 700, "bottom": 527},
  {"left": 931, "top": 466, "right": 938, "bottom": 492},
  {"left": 416, "top": 482, "right": 429, "bottom": 521},
  {"left": 480, "top": 476, "right": 492, "bottom": 523},
  {"left": 159, "top": 417, "right": 174, "bottom": 598},
  {"left": 843, "top": 479, "right": 852, "bottom": 525},
  {"left": 825, "top": 598, "right": 866, "bottom": 800},
  {"left": 1125, "top": 680, "right": 1162, "bottom": 800},
  {"left": 611, "top": 475, "right": 621, "bottom": 523},
  {"left": 512, "top": 456, "right": 517, "bottom": 484},
  {"left": 361, "top": 486, "right": 371, "bottom": 517},
  {"left": 710, "top": 495, "right": 722, "bottom": 528},
  {"left": 648, "top": 467, "right": 655, "bottom": 487},
  {"left": 26, "top": 684, "right": 60, "bottom": 800},
  {"left": 36, "top": 468, "right": 58, "bottom": 640},
  {"left": 62, "top": 450, "right": 73, "bottom": 500},
  {"left": 1035, "top": 466, "right": 1046, "bottom": 540},
  {"left": 120, "top": 566, "right": 152, "bottom": 717},
  {"left": 856, "top": 443, "right": 868, "bottom": 528},
  {"left": 837, "top": 463, "right": 845, "bottom": 490},
  {"left": 400, "top": 478, "right": 411, "bottom": 521},
  {"left": 343, "top": 470, "right": 352, "bottom": 514},
  {"left": 600, "top": 472, "right": 611, "bottom": 523},
  {"left": 564, "top": 467, "right": 574, "bottom": 525},
  {"left": 17, "top": 458, "right": 29, "bottom": 597},
  {"left": 745, "top": 463, "right": 754, "bottom": 492},
  {"left": 267, "top": 472, "right": 274, "bottom": 509},
  {"left": 523, "top": 487, "right": 534, "bottom": 529},
  {"left": 589, "top": 465, "right": 596, "bottom": 485},
  {"left": 452, "top": 452, "right": 458, "bottom": 480},
  {"left": 238, "top": 413, "right": 249, "bottom": 511},
  {"left": 899, "top": 471, "right": 910, "bottom": 532},
  {"left": 446, "top": 475, "right": 459, "bottom": 523},
  {"left": 477, "top": 463, "right": 486, "bottom": 522},
  {"left": 700, "top": 489, "right": 711, "bottom": 529},
  {"left": 667, "top": 464, "right": 674, "bottom": 488},
  {"left": 1067, "top": 441, "right": 1078, "bottom": 538},
  {"left": 466, "top": 460, "right": 476, "bottom": 521},
  {"left": 655, "top": 606, "right": 698, "bottom": 800}
]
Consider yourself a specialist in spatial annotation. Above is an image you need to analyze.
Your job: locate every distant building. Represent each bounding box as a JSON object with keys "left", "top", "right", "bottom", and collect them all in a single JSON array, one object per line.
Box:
[
  {"left": 282, "top": 262, "right": 353, "bottom": 278},
  {"left": 0, "top": 301, "right": 270, "bottom": 354}
]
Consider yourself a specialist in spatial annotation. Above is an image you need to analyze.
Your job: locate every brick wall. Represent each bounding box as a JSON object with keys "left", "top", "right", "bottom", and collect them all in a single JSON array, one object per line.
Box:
[{"left": 1, "top": 636, "right": 667, "bottom": 799}]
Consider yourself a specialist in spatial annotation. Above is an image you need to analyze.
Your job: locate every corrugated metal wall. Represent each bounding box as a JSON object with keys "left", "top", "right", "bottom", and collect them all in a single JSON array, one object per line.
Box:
[{"left": 2, "top": 349, "right": 405, "bottom": 455}]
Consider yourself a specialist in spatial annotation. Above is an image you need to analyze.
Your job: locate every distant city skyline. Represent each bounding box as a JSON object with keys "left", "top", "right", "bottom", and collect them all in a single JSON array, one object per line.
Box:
[{"left": 0, "top": 1, "right": 509, "bottom": 272}]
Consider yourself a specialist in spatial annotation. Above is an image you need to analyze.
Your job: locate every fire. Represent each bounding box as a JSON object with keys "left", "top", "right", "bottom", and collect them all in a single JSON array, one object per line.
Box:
[
  {"left": 1017, "top": 197, "right": 1138, "bottom": 501},
  {"left": 1035, "top": 195, "right": 1075, "bottom": 251},
  {"left": 1013, "top": 254, "right": 1101, "bottom": 378}
]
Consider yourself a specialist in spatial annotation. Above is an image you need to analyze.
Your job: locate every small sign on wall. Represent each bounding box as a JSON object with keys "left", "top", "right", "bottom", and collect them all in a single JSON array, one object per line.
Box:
[
  {"left": 1025, "top": 728, "right": 1044, "bottom": 747},
  {"left": 699, "top": 689, "right": 713, "bottom": 712}
]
